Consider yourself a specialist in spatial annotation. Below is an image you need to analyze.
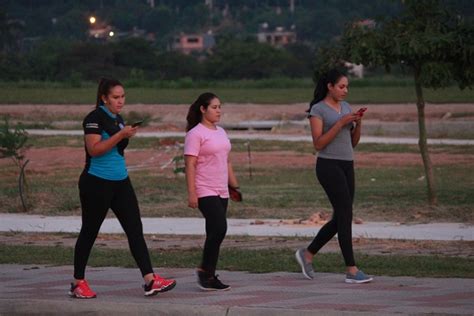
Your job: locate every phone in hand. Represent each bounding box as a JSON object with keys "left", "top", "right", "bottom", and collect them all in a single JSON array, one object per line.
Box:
[
  {"left": 356, "top": 107, "right": 367, "bottom": 116},
  {"left": 131, "top": 120, "right": 143, "bottom": 127}
]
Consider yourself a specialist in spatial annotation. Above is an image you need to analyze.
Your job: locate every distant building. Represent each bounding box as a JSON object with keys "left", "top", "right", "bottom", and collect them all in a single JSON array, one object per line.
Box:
[
  {"left": 354, "top": 19, "right": 376, "bottom": 28},
  {"left": 172, "top": 33, "right": 216, "bottom": 55},
  {"left": 20, "top": 36, "right": 41, "bottom": 52},
  {"left": 345, "top": 62, "right": 364, "bottom": 79},
  {"left": 88, "top": 24, "right": 153, "bottom": 42},
  {"left": 88, "top": 25, "right": 113, "bottom": 40},
  {"left": 257, "top": 23, "right": 296, "bottom": 47}
]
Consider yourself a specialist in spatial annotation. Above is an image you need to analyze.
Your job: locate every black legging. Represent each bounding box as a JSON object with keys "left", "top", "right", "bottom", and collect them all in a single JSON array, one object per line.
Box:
[
  {"left": 198, "top": 196, "right": 228, "bottom": 276},
  {"left": 308, "top": 157, "right": 356, "bottom": 266},
  {"left": 74, "top": 172, "right": 153, "bottom": 279}
]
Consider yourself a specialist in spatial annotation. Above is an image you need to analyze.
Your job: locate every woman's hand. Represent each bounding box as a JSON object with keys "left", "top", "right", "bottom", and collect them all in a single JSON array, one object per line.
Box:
[
  {"left": 188, "top": 192, "right": 198, "bottom": 208},
  {"left": 120, "top": 126, "right": 138, "bottom": 138},
  {"left": 338, "top": 113, "right": 359, "bottom": 127}
]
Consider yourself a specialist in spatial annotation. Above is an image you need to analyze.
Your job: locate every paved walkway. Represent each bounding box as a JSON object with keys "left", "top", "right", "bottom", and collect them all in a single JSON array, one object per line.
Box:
[
  {"left": 1, "top": 214, "right": 473, "bottom": 241},
  {"left": 25, "top": 129, "right": 474, "bottom": 145},
  {"left": 0, "top": 265, "right": 473, "bottom": 315}
]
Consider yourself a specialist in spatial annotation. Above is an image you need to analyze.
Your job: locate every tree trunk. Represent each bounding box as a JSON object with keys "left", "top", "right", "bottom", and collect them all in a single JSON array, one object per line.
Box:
[{"left": 414, "top": 70, "right": 438, "bottom": 205}]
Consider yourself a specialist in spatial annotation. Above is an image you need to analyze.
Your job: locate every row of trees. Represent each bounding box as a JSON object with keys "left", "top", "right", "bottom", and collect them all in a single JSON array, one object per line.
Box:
[
  {"left": 3, "top": 0, "right": 408, "bottom": 46},
  {"left": 0, "top": 37, "right": 314, "bottom": 81}
]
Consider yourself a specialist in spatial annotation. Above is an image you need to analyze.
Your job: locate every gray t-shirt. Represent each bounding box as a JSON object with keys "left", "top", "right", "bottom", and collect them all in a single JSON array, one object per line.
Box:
[{"left": 308, "top": 101, "right": 354, "bottom": 161}]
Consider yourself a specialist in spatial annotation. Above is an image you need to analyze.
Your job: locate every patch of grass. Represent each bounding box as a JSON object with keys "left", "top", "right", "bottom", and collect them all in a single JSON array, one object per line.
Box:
[
  {"left": 123, "top": 111, "right": 153, "bottom": 127},
  {"left": 355, "top": 165, "right": 474, "bottom": 221},
  {"left": 0, "top": 244, "right": 472, "bottom": 278},
  {"left": 356, "top": 143, "right": 420, "bottom": 153},
  {"left": 450, "top": 112, "right": 474, "bottom": 118},
  {"left": 0, "top": 167, "right": 83, "bottom": 214},
  {"left": 26, "top": 136, "right": 474, "bottom": 156},
  {"left": 430, "top": 145, "right": 474, "bottom": 155},
  {"left": 1, "top": 109, "right": 84, "bottom": 122},
  {"left": 25, "top": 135, "right": 183, "bottom": 150},
  {"left": 0, "top": 77, "right": 414, "bottom": 90},
  {"left": 346, "top": 86, "right": 474, "bottom": 104},
  {"left": 14, "top": 122, "right": 53, "bottom": 129},
  {"left": 1, "top": 86, "right": 473, "bottom": 104},
  {"left": 128, "top": 137, "right": 182, "bottom": 150},
  {"left": 26, "top": 135, "right": 84, "bottom": 147},
  {"left": 1, "top": 160, "right": 472, "bottom": 222},
  {"left": 231, "top": 139, "right": 314, "bottom": 153},
  {"left": 232, "top": 165, "right": 474, "bottom": 222}
]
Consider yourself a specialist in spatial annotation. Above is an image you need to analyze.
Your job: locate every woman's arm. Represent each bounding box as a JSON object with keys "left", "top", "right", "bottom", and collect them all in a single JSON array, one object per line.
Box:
[
  {"left": 310, "top": 114, "right": 358, "bottom": 151},
  {"left": 85, "top": 126, "right": 137, "bottom": 157},
  {"left": 351, "top": 117, "right": 362, "bottom": 148},
  {"left": 227, "top": 161, "right": 239, "bottom": 189},
  {"left": 185, "top": 155, "right": 198, "bottom": 208}
]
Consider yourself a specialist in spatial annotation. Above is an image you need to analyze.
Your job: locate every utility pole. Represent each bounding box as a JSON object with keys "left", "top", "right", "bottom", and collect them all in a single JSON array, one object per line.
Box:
[{"left": 289, "top": 0, "right": 295, "bottom": 14}]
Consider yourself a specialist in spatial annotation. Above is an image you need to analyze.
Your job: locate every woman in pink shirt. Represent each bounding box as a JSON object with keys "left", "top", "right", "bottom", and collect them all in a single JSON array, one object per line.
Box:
[{"left": 184, "top": 92, "right": 240, "bottom": 291}]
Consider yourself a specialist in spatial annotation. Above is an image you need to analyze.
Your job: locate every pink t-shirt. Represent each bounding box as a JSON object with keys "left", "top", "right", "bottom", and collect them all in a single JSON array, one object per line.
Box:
[{"left": 184, "top": 123, "right": 231, "bottom": 198}]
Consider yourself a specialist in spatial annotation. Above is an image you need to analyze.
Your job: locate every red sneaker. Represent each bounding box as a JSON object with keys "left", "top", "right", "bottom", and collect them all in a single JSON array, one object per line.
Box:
[
  {"left": 144, "top": 274, "right": 176, "bottom": 296},
  {"left": 68, "top": 280, "right": 97, "bottom": 299}
]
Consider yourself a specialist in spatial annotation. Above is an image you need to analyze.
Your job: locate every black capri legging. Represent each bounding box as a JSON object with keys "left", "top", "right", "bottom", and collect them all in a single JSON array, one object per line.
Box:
[
  {"left": 198, "top": 196, "right": 228, "bottom": 276},
  {"left": 74, "top": 172, "right": 153, "bottom": 279},
  {"left": 307, "top": 157, "right": 356, "bottom": 266}
]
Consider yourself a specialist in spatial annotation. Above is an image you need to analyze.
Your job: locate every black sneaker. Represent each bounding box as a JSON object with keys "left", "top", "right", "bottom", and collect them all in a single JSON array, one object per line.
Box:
[{"left": 197, "top": 271, "right": 230, "bottom": 291}]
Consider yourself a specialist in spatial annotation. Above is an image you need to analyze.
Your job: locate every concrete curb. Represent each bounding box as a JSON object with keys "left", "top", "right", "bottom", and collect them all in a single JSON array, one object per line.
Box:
[{"left": 1, "top": 214, "right": 472, "bottom": 241}]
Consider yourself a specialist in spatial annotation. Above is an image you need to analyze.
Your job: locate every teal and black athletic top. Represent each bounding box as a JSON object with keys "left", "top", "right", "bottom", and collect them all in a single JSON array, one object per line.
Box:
[{"left": 82, "top": 105, "right": 129, "bottom": 180}]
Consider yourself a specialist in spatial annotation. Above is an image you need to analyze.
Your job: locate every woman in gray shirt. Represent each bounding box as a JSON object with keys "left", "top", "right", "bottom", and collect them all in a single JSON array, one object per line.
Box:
[{"left": 295, "top": 68, "right": 373, "bottom": 284}]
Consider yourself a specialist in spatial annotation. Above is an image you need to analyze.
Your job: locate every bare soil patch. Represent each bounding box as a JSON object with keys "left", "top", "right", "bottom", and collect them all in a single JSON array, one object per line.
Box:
[{"left": 1, "top": 147, "right": 471, "bottom": 173}]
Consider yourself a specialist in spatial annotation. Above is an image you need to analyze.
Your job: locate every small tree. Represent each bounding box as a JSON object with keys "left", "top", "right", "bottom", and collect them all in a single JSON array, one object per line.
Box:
[
  {"left": 338, "top": 0, "right": 473, "bottom": 205},
  {"left": 0, "top": 116, "right": 30, "bottom": 211}
]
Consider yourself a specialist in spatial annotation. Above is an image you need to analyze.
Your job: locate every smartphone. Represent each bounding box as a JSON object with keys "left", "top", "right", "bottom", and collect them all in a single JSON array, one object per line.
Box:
[
  {"left": 356, "top": 107, "right": 367, "bottom": 116},
  {"left": 131, "top": 120, "right": 143, "bottom": 127}
]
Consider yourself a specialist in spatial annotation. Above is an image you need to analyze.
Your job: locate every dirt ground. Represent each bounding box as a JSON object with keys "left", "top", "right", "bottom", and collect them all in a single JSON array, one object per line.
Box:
[
  {"left": 1, "top": 146, "right": 472, "bottom": 174},
  {"left": 1, "top": 102, "right": 473, "bottom": 172},
  {"left": 1, "top": 104, "right": 473, "bottom": 257},
  {"left": 1, "top": 232, "right": 473, "bottom": 258},
  {"left": 1, "top": 103, "right": 473, "bottom": 124}
]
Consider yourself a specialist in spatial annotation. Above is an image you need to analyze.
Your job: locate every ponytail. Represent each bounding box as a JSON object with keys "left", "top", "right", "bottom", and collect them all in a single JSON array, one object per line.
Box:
[
  {"left": 96, "top": 77, "right": 123, "bottom": 108},
  {"left": 186, "top": 92, "right": 218, "bottom": 132},
  {"left": 307, "top": 68, "right": 347, "bottom": 114}
]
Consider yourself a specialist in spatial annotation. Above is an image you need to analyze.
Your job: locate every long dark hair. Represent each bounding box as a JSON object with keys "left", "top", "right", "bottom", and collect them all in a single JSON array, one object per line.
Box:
[
  {"left": 186, "top": 92, "right": 218, "bottom": 132},
  {"left": 96, "top": 78, "right": 123, "bottom": 108},
  {"left": 307, "top": 68, "right": 347, "bottom": 113}
]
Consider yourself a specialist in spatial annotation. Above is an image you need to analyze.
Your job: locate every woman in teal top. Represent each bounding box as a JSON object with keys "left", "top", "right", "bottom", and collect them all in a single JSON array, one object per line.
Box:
[{"left": 69, "top": 78, "right": 176, "bottom": 299}]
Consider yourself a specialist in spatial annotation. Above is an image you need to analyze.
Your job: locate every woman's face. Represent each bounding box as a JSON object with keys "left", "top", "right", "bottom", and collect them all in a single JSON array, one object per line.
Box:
[
  {"left": 327, "top": 76, "right": 348, "bottom": 101},
  {"left": 201, "top": 97, "right": 221, "bottom": 124},
  {"left": 102, "top": 85, "right": 125, "bottom": 114}
]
